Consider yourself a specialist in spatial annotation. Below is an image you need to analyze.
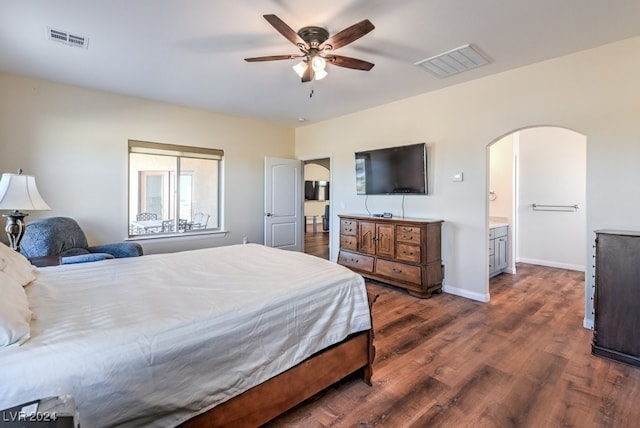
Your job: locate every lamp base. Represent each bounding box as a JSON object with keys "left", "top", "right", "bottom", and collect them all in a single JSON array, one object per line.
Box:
[{"left": 3, "top": 210, "right": 28, "bottom": 252}]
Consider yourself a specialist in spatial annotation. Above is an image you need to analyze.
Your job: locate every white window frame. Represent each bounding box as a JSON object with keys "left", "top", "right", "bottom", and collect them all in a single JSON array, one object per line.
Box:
[{"left": 128, "top": 140, "right": 223, "bottom": 238}]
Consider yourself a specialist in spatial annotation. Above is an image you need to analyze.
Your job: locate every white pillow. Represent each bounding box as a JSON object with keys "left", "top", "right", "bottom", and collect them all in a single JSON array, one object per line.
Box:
[
  {"left": 0, "top": 272, "right": 32, "bottom": 347},
  {"left": 0, "top": 242, "right": 37, "bottom": 286}
]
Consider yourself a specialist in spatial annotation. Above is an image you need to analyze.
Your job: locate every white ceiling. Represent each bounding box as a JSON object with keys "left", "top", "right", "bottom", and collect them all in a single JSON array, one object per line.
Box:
[{"left": 2, "top": 0, "right": 640, "bottom": 127}]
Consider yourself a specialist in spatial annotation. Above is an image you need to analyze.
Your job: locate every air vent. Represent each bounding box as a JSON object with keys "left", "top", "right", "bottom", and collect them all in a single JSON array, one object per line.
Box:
[
  {"left": 415, "top": 44, "right": 489, "bottom": 78},
  {"left": 47, "top": 27, "right": 89, "bottom": 49}
]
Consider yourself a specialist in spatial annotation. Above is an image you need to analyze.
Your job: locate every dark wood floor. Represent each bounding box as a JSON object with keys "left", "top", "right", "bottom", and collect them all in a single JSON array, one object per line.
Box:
[
  {"left": 267, "top": 258, "right": 640, "bottom": 427},
  {"left": 304, "top": 224, "right": 329, "bottom": 260}
]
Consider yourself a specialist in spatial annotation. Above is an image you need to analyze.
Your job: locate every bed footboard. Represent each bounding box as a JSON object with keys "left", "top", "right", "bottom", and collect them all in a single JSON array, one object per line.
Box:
[{"left": 181, "top": 291, "right": 378, "bottom": 428}]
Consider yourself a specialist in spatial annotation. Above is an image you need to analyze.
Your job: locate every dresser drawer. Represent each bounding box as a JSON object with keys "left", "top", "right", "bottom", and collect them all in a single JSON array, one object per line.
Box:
[
  {"left": 489, "top": 226, "right": 508, "bottom": 239},
  {"left": 396, "top": 243, "right": 421, "bottom": 263},
  {"left": 375, "top": 259, "right": 422, "bottom": 285},
  {"left": 338, "top": 250, "right": 374, "bottom": 273},
  {"left": 340, "top": 235, "right": 357, "bottom": 250},
  {"left": 396, "top": 226, "right": 421, "bottom": 243},
  {"left": 340, "top": 219, "right": 357, "bottom": 236}
]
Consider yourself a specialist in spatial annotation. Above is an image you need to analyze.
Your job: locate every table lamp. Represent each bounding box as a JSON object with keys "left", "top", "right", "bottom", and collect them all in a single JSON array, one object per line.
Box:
[{"left": 0, "top": 169, "right": 51, "bottom": 252}]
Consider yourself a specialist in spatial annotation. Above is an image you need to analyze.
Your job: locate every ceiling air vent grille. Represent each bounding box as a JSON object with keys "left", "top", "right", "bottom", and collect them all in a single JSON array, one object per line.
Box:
[
  {"left": 415, "top": 44, "right": 489, "bottom": 78},
  {"left": 47, "top": 27, "right": 89, "bottom": 49}
]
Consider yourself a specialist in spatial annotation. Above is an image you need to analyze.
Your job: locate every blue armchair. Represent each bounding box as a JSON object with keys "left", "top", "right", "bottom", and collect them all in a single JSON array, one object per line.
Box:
[{"left": 20, "top": 217, "right": 143, "bottom": 264}]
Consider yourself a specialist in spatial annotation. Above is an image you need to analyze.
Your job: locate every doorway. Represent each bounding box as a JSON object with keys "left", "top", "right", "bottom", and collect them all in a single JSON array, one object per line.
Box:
[
  {"left": 488, "top": 126, "right": 587, "bottom": 284},
  {"left": 303, "top": 158, "right": 330, "bottom": 260}
]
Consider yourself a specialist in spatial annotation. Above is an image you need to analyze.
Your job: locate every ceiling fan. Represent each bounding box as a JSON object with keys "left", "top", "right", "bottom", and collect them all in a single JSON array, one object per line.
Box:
[{"left": 244, "top": 14, "right": 375, "bottom": 83}]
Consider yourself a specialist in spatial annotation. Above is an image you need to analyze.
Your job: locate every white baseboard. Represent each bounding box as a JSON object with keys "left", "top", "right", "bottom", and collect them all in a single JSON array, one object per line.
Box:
[
  {"left": 443, "top": 284, "right": 489, "bottom": 303},
  {"left": 517, "top": 257, "right": 585, "bottom": 272}
]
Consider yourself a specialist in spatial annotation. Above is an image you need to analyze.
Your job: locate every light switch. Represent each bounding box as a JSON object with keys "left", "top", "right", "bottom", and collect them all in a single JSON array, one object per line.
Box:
[{"left": 452, "top": 172, "right": 464, "bottom": 182}]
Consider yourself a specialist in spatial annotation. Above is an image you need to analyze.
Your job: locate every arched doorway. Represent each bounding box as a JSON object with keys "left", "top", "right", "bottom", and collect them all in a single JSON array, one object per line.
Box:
[{"left": 487, "top": 126, "right": 587, "bottom": 293}]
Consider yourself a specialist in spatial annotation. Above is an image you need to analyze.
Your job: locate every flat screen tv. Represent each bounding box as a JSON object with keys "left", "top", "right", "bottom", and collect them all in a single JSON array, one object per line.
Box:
[
  {"left": 355, "top": 143, "right": 427, "bottom": 195},
  {"left": 304, "top": 180, "right": 329, "bottom": 200}
]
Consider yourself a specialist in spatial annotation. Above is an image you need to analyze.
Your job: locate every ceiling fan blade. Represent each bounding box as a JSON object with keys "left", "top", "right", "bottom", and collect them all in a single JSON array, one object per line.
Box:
[
  {"left": 244, "top": 54, "right": 301, "bottom": 62},
  {"left": 321, "top": 19, "right": 375, "bottom": 51},
  {"left": 325, "top": 55, "right": 375, "bottom": 71},
  {"left": 263, "top": 14, "right": 306, "bottom": 48},
  {"left": 301, "top": 64, "right": 314, "bottom": 82}
]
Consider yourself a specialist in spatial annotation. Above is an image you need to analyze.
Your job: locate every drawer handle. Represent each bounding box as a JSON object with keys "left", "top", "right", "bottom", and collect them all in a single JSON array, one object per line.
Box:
[
  {"left": 402, "top": 227, "right": 413, "bottom": 232},
  {"left": 351, "top": 259, "right": 359, "bottom": 263},
  {"left": 392, "top": 268, "right": 403, "bottom": 273},
  {"left": 403, "top": 251, "right": 414, "bottom": 256},
  {"left": 403, "top": 236, "right": 413, "bottom": 240}
]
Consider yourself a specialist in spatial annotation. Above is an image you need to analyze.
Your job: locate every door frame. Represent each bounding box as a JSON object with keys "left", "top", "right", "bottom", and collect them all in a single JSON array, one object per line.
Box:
[{"left": 301, "top": 154, "right": 333, "bottom": 259}]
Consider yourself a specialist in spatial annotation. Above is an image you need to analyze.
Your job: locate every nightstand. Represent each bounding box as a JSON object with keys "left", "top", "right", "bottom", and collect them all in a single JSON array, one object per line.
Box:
[{"left": 28, "top": 255, "right": 62, "bottom": 267}]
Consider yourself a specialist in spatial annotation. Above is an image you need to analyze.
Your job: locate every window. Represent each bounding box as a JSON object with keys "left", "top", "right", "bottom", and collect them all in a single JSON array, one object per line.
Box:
[{"left": 128, "top": 140, "right": 223, "bottom": 236}]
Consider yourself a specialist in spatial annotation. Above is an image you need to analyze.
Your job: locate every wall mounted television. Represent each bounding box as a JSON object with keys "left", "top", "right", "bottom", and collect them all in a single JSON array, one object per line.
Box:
[
  {"left": 305, "top": 180, "right": 329, "bottom": 200},
  {"left": 355, "top": 143, "right": 427, "bottom": 195}
]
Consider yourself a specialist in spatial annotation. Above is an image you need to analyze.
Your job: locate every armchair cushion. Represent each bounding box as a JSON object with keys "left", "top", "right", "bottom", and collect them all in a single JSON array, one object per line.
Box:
[
  {"left": 62, "top": 253, "right": 115, "bottom": 264},
  {"left": 20, "top": 217, "right": 143, "bottom": 263},
  {"left": 89, "top": 243, "right": 142, "bottom": 258}
]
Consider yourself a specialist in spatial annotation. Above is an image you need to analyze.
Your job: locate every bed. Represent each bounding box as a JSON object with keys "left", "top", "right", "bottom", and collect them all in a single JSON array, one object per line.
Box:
[{"left": 0, "top": 243, "right": 374, "bottom": 427}]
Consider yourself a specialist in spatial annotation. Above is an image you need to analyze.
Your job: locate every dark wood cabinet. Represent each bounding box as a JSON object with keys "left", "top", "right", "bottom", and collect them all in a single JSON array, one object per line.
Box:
[
  {"left": 338, "top": 215, "right": 443, "bottom": 298},
  {"left": 592, "top": 229, "right": 640, "bottom": 367}
]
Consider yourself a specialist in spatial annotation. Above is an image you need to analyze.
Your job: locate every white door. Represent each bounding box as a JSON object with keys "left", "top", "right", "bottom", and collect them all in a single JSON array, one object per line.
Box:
[{"left": 264, "top": 157, "right": 304, "bottom": 251}]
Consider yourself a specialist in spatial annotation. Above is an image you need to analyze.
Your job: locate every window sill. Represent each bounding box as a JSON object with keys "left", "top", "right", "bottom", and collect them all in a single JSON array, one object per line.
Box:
[{"left": 126, "top": 229, "right": 228, "bottom": 241}]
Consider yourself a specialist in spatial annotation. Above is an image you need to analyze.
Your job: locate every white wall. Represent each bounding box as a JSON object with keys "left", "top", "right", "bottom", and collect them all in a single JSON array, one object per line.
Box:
[
  {"left": 295, "top": 36, "right": 640, "bottom": 327},
  {"left": 0, "top": 73, "right": 295, "bottom": 254},
  {"left": 517, "top": 127, "right": 586, "bottom": 270}
]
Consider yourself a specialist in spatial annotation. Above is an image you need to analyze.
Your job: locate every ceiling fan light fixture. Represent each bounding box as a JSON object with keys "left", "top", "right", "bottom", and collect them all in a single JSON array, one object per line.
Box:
[
  {"left": 311, "top": 56, "right": 327, "bottom": 80},
  {"left": 292, "top": 61, "right": 307, "bottom": 78},
  {"left": 248, "top": 15, "right": 374, "bottom": 84},
  {"left": 311, "top": 56, "right": 326, "bottom": 72},
  {"left": 292, "top": 58, "right": 327, "bottom": 81},
  {"left": 314, "top": 68, "right": 328, "bottom": 80}
]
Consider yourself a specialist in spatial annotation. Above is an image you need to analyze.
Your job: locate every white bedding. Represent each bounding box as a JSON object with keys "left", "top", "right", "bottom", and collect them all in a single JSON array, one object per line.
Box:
[{"left": 0, "top": 243, "right": 371, "bottom": 427}]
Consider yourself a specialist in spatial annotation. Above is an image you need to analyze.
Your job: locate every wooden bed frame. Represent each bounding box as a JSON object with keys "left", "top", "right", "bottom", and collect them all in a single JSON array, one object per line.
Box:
[{"left": 180, "top": 292, "right": 378, "bottom": 428}]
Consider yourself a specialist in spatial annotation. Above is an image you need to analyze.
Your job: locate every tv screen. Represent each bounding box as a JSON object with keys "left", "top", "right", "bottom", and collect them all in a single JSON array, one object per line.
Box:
[
  {"left": 355, "top": 143, "right": 427, "bottom": 195},
  {"left": 304, "top": 180, "right": 329, "bottom": 200}
]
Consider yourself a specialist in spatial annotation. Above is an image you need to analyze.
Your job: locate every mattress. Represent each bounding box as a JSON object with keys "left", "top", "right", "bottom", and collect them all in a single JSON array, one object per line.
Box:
[{"left": 0, "top": 244, "right": 371, "bottom": 427}]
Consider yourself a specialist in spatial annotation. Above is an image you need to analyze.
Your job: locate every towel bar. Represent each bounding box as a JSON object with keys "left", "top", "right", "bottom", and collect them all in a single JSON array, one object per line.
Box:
[{"left": 531, "top": 203, "right": 579, "bottom": 212}]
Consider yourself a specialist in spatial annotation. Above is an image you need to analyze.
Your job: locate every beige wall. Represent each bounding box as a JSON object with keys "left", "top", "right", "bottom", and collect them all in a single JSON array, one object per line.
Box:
[
  {"left": 3, "top": 36, "right": 640, "bottom": 327},
  {"left": 517, "top": 127, "right": 586, "bottom": 270},
  {"left": 0, "top": 73, "right": 295, "bottom": 254},
  {"left": 489, "top": 134, "right": 513, "bottom": 221},
  {"left": 295, "top": 36, "right": 640, "bottom": 327}
]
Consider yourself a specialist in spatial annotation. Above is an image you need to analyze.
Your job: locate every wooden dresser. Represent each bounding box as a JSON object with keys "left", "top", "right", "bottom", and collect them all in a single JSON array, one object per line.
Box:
[
  {"left": 337, "top": 214, "right": 443, "bottom": 298},
  {"left": 592, "top": 229, "right": 640, "bottom": 367}
]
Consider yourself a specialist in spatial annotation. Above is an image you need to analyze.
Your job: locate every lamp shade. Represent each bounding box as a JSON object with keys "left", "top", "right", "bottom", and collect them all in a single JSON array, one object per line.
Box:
[
  {"left": 0, "top": 173, "right": 51, "bottom": 211},
  {"left": 292, "top": 61, "right": 307, "bottom": 78}
]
